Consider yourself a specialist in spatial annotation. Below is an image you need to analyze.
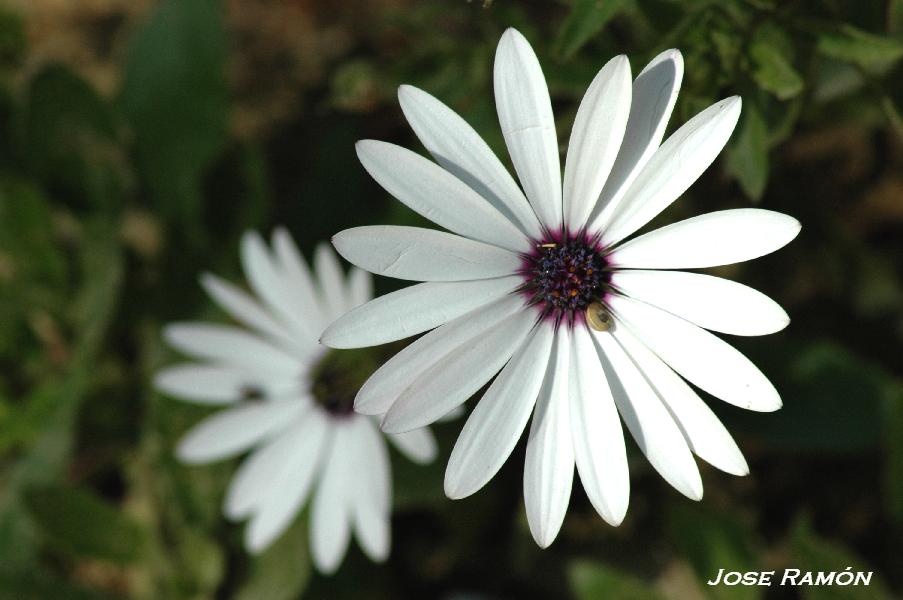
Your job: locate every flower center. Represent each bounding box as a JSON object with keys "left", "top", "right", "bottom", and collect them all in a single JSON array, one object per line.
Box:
[
  {"left": 521, "top": 235, "right": 611, "bottom": 325},
  {"left": 310, "top": 349, "right": 376, "bottom": 418},
  {"left": 240, "top": 385, "right": 265, "bottom": 402}
]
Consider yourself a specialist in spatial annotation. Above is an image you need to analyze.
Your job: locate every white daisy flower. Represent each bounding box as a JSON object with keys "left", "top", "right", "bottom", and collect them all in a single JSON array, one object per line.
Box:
[
  {"left": 321, "top": 28, "right": 801, "bottom": 547},
  {"left": 154, "top": 228, "right": 438, "bottom": 573}
]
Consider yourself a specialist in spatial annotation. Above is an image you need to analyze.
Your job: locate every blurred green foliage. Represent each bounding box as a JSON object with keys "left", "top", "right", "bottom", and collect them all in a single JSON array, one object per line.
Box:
[{"left": 0, "top": 0, "right": 902, "bottom": 598}]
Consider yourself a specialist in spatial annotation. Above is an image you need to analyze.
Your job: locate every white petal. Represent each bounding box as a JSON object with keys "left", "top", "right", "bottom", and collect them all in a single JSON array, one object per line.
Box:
[
  {"left": 243, "top": 410, "right": 330, "bottom": 552},
  {"left": 563, "top": 55, "right": 631, "bottom": 230},
  {"left": 271, "top": 227, "right": 326, "bottom": 328},
  {"left": 611, "top": 270, "right": 789, "bottom": 336},
  {"left": 524, "top": 329, "right": 574, "bottom": 548},
  {"left": 241, "top": 231, "right": 318, "bottom": 342},
  {"left": 350, "top": 419, "right": 391, "bottom": 562},
  {"left": 444, "top": 321, "right": 553, "bottom": 499},
  {"left": 398, "top": 84, "right": 542, "bottom": 238},
  {"left": 382, "top": 308, "right": 537, "bottom": 434},
  {"left": 333, "top": 226, "right": 522, "bottom": 282},
  {"left": 320, "top": 276, "right": 522, "bottom": 349},
  {"left": 438, "top": 404, "right": 466, "bottom": 422},
  {"left": 612, "top": 326, "right": 748, "bottom": 476},
  {"left": 494, "top": 28, "right": 562, "bottom": 231},
  {"left": 354, "top": 295, "right": 525, "bottom": 415},
  {"left": 224, "top": 412, "right": 324, "bottom": 520},
  {"left": 314, "top": 242, "right": 347, "bottom": 324},
  {"left": 593, "top": 330, "right": 703, "bottom": 500},
  {"left": 354, "top": 417, "right": 392, "bottom": 515},
  {"left": 310, "top": 426, "right": 353, "bottom": 574},
  {"left": 155, "top": 364, "right": 254, "bottom": 404},
  {"left": 602, "top": 97, "right": 742, "bottom": 245},
  {"left": 352, "top": 494, "right": 390, "bottom": 563},
  {"left": 200, "top": 273, "right": 303, "bottom": 354},
  {"left": 387, "top": 427, "right": 437, "bottom": 464},
  {"left": 569, "top": 326, "right": 629, "bottom": 526},
  {"left": 356, "top": 140, "right": 530, "bottom": 253},
  {"left": 347, "top": 267, "right": 373, "bottom": 310},
  {"left": 590, "top": 49, "right": 683, "bottom": 231},
  {"left": 609, "top": 295, "right": 781, "bottom": 411},
  {"left": 163, "top": 323, "right": 300, "bottom": 377},
  {"left": 610, "top": 209, "right": 802, "bottom": 269},
  {"left": 176, "top": 401, "right": 304, "bottom": 464}
]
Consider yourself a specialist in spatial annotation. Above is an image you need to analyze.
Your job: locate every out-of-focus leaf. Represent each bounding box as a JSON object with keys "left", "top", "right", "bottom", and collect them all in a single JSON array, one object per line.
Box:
[
  {"left": 750, "top": 40, "right": 804, "bottom": 100},
  {"left": 711, "top": 28, "right": 741, "bottom": 73},
  {"left": 0, "top": 5, "right": 25, "bottom": 70},
  {"left": 816, "top": 25, "right": 903, "bottom": 73},
  {"left": 813, "top": 60, "right": 866, "bottom": 102},
  {"left": 737, "top": 341, "right": 887, "bottom": 452},
  {"left": 0, "top": 177, "right": 66, "bottom": 294},
  {"left": 892, "top": 0, "right": 903, "bottom": 34},
  {"left": 667, "top": 504, "right": 760, "bottom": 600},
  {"left": 235, "top": 516, "right": 311, "bottom": 600},
  {"left": 23, "top": 484, "right": 149, "bottom": 564},
  {"left": 790, "top": 517, "right": 892, "bottom": 599},
  {"left": 22, "top": 65, "right": 122, "bottom": 211},
  {"left": 554, "top": 0, "right": 628, "bottom": 60},
  {"left": 0, "top": 228, "right": 122, "bottom": 569},
  {"left": 568, "top": 560, "right": 664, "bottom": 600},
  {"left": 173, "top": 527, "right": 225, "bottom": 597},
  {"left": 0, "top": 569, "right": 116, "bottom": 600},
  {"left": 120, "top": 0, "right": 228, "bottom": 224},
  {"left": 886, "top": 385, "right": 903, "bottom": 524},
  {"left": 726, "top": 102, "right": 769, "bottom": 202}
]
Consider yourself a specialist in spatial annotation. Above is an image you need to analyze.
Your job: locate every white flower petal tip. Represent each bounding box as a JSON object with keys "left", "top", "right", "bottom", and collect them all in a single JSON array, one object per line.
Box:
[
  {"left": 602, "top": 95, "right": 743, "bottom": 245},
  {"left": 611, "top": 270, "right": 791, "bottom": 336},
  {"left": 387, "top": 428, "right": 438, "bottom": 464},
  {"left": 394, "top": 84, "right": 543, "bottom": 239},
  {"left": 332, "top": 226, "right": 522, "bottom": 282},
  {"left": 610, "top": 297, "right": 783, "bottom": 413},
  {"left": 611, "top": 209, "right": 801, "bottom": 270},
  {"left": 563, "top": 54, "right": 632, "bottom": 230},
  {"left": 443, "top": 323, "right": 554, "bottom": 500},
  {"left": 381, "top": 308, "right": 537, "bottom": 435},
  {"left": 320, "top": 276, "right": 521, "bottom": 349},
  {"left": 354, "top": 139, "right": 530, "bottom": 253},
  {"left": 494, "top": 28, "right": 562, "bottom": 231},
  {"left": 524, "top": 330, "right": 573, "bottom": 549}
]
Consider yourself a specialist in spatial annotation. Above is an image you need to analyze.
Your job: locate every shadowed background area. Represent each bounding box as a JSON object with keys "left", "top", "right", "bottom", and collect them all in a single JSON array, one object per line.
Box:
[{"left": 1, "top": 0, "right": 902, "bottom": 598}]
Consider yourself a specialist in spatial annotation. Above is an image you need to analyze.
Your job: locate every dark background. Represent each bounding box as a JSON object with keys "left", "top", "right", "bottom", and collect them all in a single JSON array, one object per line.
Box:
[{"left": 0, "top": 0, "right": 902, "bottom": 598}]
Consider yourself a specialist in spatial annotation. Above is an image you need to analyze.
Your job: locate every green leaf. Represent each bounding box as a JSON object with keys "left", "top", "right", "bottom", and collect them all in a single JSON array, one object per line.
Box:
[
  {"left": 790, "top": 517, "right": 892, "bottom": 599},
  {"left": 0, "top": 5, "right": 25, "bottom": 70},
  {"left": 726, "top": 102, "right": 769, "bottom": 201},
  {"left": 667, "top": 504, "right": 761, "bottom": 600},
  {"left": 750, "top": 40, "right": 804, "bottom": 100},
  {"left": 891, "top": 0, "right": 903, "bottom": 34},
  {"left": 235, "top": 516, "right": 311, "bottom": 600},
  {"left": 0, "top": 177, "right": 67, "bottom": 300},
  {"left": 172, "top": 528, "right": 225, "bottom": 597},
  {"left": 554, "top": 0, "right": 628, "bottom": 60},
  {"left": 816, "top": 25, "right": 903, "bottom": 73},
  {"left": 120, "top": 0, "right": 228, "bottom": 224},
  {"left": 568, "top": 560, "right": 663, "bottom": 600},
  {"left": 21, "top": 65, "right": 122, "bottom": 211},
  {"left": 0, "top": 568, "right": 116, "bottom": 600},
  {"left": 737, "top": 341, "right": 888, "bottom": 453},
  {"left": 0, "top": 228, "right": 123, "bottom": 569},
  {"left": 885, "top": 384, "right": 903, "bottom": 524},
  {"left": 23, "top": 484, "right": 150, "bottom": 564}
]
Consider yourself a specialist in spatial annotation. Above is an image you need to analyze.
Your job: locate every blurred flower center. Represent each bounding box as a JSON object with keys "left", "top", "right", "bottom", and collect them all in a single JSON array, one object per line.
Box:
[
  {"left": 310, "top": 350, "right": 367, "bottom": 418},
  {"left": 524, "top": 237, "right": 610, "bottom": 315},
  {"left": 240, "top": 385, "right": 265, "bottom": 402}
]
